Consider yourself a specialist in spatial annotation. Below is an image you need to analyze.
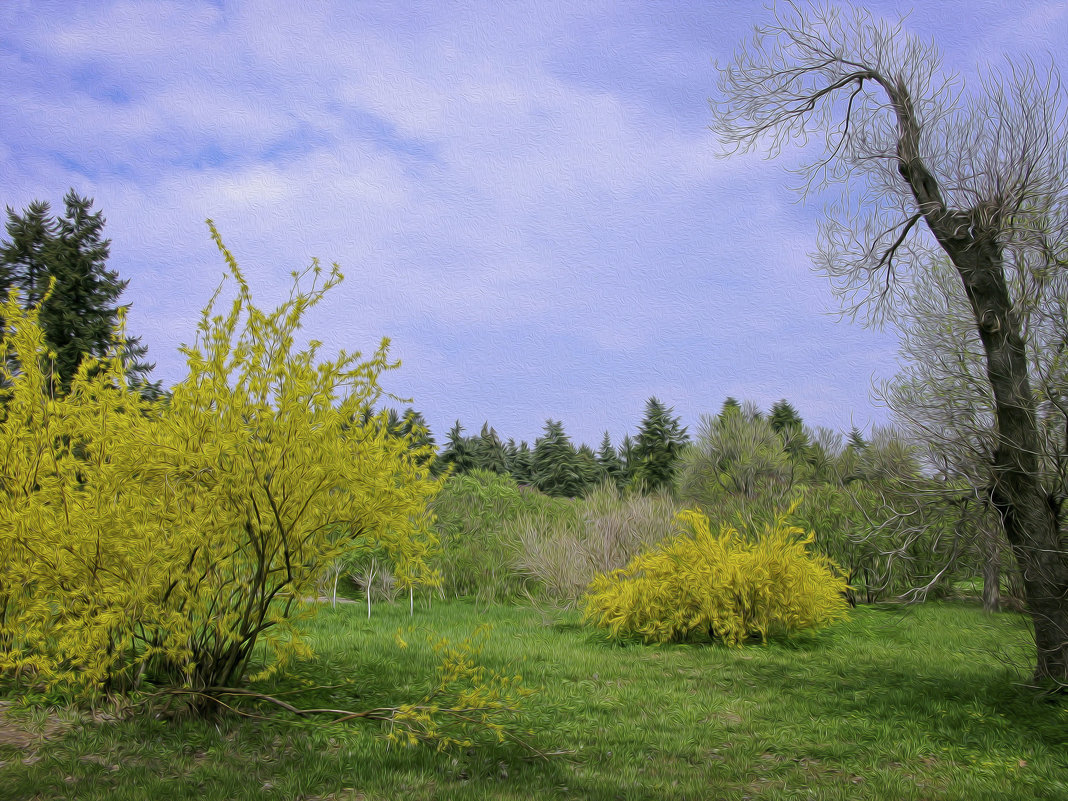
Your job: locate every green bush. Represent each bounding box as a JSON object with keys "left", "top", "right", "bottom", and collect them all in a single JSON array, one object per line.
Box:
[
  {"left": 582, "top": 505, "right": 850, "bottom": 645},
  {"left": 430, "top": 469, "right": 576, "bottom": 601}
]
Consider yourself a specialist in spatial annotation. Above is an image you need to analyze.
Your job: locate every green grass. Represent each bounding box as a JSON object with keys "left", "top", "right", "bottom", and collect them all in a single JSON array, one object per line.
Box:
[{"left": 1, "top": 600, "right": 1066, "bottom": 800}]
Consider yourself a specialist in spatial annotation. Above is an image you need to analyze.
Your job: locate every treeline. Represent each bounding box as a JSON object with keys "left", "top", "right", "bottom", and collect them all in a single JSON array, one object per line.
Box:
[
  {"left": 403, "top": 395, "right": 1013, "bottom": 610},
  {"left": 431, "top": 397, "right": 688, "bottom": 498}
]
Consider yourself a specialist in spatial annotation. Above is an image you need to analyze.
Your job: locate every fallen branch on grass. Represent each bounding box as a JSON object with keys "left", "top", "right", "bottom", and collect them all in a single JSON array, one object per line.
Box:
[{"left": 134, "top": 684, "right": 565, "bottom": 761}]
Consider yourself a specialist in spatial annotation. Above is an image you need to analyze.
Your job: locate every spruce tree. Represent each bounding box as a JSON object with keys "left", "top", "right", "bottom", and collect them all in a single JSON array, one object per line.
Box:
[
  {"left": 576, "top": 443, "right": 600, "bottom": 495},
  {"left": 437, "top": 420, "right": 478, "bottom": 477},
  {"left": 532, "top": 419, "right": 584, "bottom": 497},
  {"left": 475, "top": 422, "right": 508, "bottom": 474},
  {"left": 769, "top": 399, "right": 810, "bottom": 461},
  {"left": 0, "top": 190, "right": 158, "bottom": 398},
  {"left": 399, "top": 408, "right": 435, "bottom": 468},
  {"left": 718, "top": 396, "right": 742, "bottom": 424},
  {"left": 508, "top": 439, "right": 535, "bottom": 485},
  {"left": 596, "top": 430, "right": 624, "bottom": 490},
  {"left": 633, "top": 397, "right": 689, "bottom": 494},
  {"left": 618, "top": 433, "right": 639, "bottom": 489}
]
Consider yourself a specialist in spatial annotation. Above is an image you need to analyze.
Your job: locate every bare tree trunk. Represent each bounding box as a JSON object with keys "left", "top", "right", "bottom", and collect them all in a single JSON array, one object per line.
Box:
[
  {"left": 890, "top": 83, "right": 1068, "bottom": 686},
  {"left": 981, "top": 522, "right": 1002, "bottom": 614},
  {"left": 938, "top": 231, "right": 1068, "bottom": 683}
]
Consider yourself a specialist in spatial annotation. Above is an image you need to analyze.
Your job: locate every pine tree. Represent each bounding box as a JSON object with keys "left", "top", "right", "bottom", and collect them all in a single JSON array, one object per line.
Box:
[
  {"left": 576, "top": 443, "right": 601, "bottom": 495},
  {"left": 532, "top": 419, "right": 584, "bottom": 497},
  {"left": 769, "top": 399, "right": 810, "bottom": 461},
  {"left": 437, "top": 420, "right": 478, "bottom": 477},
  {"left": 399, "top": 408, "right": 435, "bottom": 468},
  {"left": 633, "top": 397, "right": 689, "bottom": 494},
  {"left": 596, "top": 430, "right": 625, "bottom": 490},
  {"left": 475, "top": 422, "right": 508, "bottom": 474},
  {"left": 0, "top": 190, "right": 158, "bottom": 398},
  {"left": 846, "top": 426, "right": 867, "bottom": 452}
]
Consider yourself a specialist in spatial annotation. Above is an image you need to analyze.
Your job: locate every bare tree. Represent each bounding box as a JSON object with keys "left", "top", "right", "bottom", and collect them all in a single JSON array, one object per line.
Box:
[
  {"left": 880, "top": 255, "right": 1068, "bottom": 612},
  {"left": 711, "top": 2, "right": 1068, "bottom": 685}
]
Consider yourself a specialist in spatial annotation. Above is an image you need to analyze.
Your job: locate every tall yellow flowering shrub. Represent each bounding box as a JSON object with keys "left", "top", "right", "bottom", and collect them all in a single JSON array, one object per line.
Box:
[
  {"left": 582, "top": 505, "right": 850, "bottom": 645},
  {"left": 0, "top": 279, "right": 159, "bottom": 692},
  {"left": 0, "top": 223, "right": 440, "bottom": 697}
]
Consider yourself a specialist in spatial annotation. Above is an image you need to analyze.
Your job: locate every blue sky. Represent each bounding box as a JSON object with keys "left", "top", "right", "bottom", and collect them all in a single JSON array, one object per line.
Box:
[{"left": 2, "top": 1, "right": 1065, "bottom": 449}]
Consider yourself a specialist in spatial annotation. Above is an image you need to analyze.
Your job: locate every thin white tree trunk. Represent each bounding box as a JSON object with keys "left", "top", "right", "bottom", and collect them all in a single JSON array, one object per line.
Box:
[{"left": 366, "top": 558, "right": 377, "bottom": 619}]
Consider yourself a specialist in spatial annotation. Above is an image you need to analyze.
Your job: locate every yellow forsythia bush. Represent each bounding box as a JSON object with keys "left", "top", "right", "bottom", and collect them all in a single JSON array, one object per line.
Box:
[
  {"left": 582, "top": 505, "right": 850, "bottom": 645},
  {"left": 0, "top": 224, "right": 440, "bottom": 698}
]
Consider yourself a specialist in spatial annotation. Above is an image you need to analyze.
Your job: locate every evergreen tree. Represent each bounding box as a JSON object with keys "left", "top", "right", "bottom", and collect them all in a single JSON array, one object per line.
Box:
[
  {"left": 769, "top": 398, "right": 810, "bottom": 461},
  {"left": 769, "top": 399, "right": 802, "bottom": 433},
  {"left": 532, "top": 419, "right": 584, "bottom": 497},
  {"left": 596, "top": 430, "right": 625, "bottom": 490},
  {"left": 576, "top": 443, "right": 601, "bottom": 495},
  {"left": 507, "top": 439, "right": 535, "bottom": 485},
  {"left": 718, "top": 396, "right": 742, "bottom": 424},
  {"left": 474, "top": 422, "right": 508, "bottom": 474},
  {"left": 399, "top": 407, "right": 435, "bottom": 468},
  {"left": 846, "top": 426, "right": 867, "bottom": 452},
  {"left": 633, "top": 397, "right": 689, "bottom": 494},
  {"left": 383, "top": 407, "right": 403, "bottom": 437},
  {"left": 437, "top": 420, "right": 477, "bottom": 477},
  {"left": 0, "top": 190, "right": 158, "bottom": 398},
  {"left": 618, "top": 433, "right": 639, "bottom": 489}
]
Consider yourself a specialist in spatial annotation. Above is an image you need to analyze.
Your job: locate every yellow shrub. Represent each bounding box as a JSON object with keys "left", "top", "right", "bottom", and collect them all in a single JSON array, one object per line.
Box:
[
  {"left": 582, "top": 505, "right": 850, "bottom": 645},
  {"left": 0, "top": 225, "right": 440, "bottom": 698}
]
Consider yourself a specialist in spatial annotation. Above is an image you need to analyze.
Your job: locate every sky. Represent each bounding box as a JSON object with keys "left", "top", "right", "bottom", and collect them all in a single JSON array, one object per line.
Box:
[{"left": 1, "top": 1, "right": 1065, "bottom": 450}]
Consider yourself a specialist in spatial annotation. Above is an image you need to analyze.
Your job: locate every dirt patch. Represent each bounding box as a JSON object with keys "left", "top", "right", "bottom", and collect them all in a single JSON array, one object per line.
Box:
[{"left": 0, "top": 700, "right": 73, "bottom": 751}]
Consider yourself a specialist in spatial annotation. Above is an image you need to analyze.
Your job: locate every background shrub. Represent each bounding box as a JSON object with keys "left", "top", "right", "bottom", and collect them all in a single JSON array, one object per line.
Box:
[
  {"left": 582, "top": 506, "right": 850, "bottom": 645},
  {"left": 430, "top": 469, "right": 576, "bottom": 601},
  {"left": 509, "top": 481, "right": 682, "bottom": 604}
]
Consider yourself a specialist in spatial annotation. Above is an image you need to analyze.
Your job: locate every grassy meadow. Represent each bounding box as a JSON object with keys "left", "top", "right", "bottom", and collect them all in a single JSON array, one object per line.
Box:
[{"left": 2, "top": 597, "right": 1065, "bottom": 801}]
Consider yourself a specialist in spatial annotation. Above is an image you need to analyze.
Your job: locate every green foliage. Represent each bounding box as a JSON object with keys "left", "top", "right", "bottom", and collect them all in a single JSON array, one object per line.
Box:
[
  {"left": 583, "top": 505, "right": 850, "bottom": 645},
  {"left": 678, "top": 405, "right": 792, "bottom": 505},
  {"left": 0, "top": 190, "right": 158, "bottom": 398},
  {"left": 632, "top": 396, "right": 688, "bottom": 494},
  {"left": 437, "top": 420, "right": 478, "bottom": 477},
  {"left": 769, "top": 398, "right": 811, "bottom": 461},
  {"left": 475, "top": 422, "right": 508, "bottom": 475},
  {"left": 617, "top": 433, "right": 638, "bottom": 488},
  {"left": 595, "top": 431, "right": 624, "bottom": 491},
  {"left": 503, "top": 437, "right": 532, "bottom": 484},
  {"left": 532, "top": 419, "right": 586, "bottom": 498},
  {"left": 430, "top": 469, "right": 576, "bottom": 600},
  {"left": 0, "top": 223, "right": 439, "bottom": 700}
]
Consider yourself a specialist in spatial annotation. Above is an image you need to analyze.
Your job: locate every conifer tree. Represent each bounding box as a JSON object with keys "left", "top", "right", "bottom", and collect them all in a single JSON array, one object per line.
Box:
[
  {"left": 532, "top": 419, "right": 584, "bottom": 497},
  {"left": 846, "top": 427, "right": 867, "bottom": 452},
  {"left": 437, "top": 420, "right": 477, "bottom": 477},
  {"left": 596, "top": 430, "right": 624, "bottom": 490},
  {"left": 399, "top": 408, "right": 435, "bottom": 468},
  {"left": 507, "top": 439, "right": 535, "bottom": 485},
  {"left": 475, "top": 422, "right": 508, "bottom": 474},
  {"left": 576, "top": 443, "right": 600, "bottom": 494},
  {"left": 0, "top": 190, "right": 158, "bottom": 398},
  {"left": 633, "top": 397, "right": 689, "bottom": 494},
  {"left": 769, "top": 399, "right": 811, "bottom": 461},
  {"left": 718, "top": 397, "right": 742, "bottom": 423},
  {"left": 618, "top": 433, "right": 639, "bottom": 488}
]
